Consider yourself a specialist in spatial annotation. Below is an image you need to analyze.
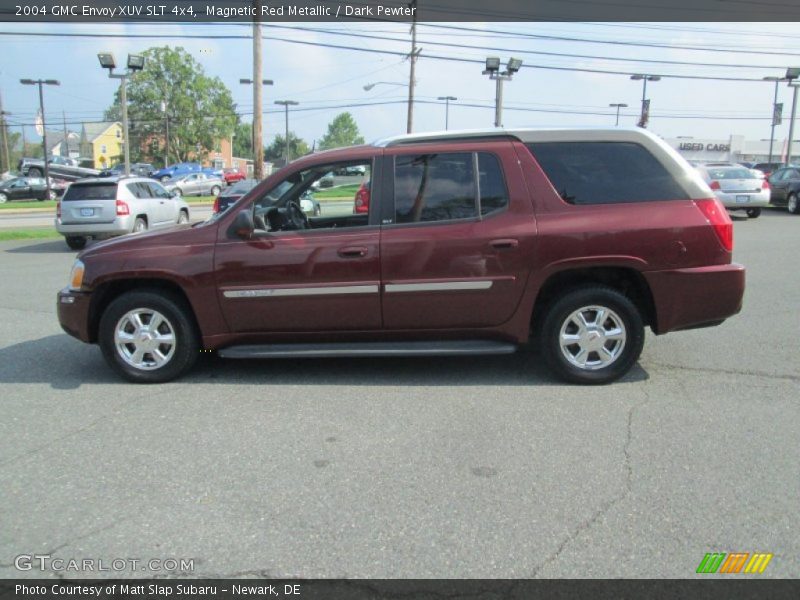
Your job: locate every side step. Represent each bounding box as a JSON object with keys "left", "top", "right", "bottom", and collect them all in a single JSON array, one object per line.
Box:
[{"left": 218, "top": 340, "right": 518, "bottom": 359}]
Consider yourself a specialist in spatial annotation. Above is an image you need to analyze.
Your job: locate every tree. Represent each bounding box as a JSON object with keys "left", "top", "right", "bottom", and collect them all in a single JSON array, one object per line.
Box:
[
  {"left": 232, "top": 121, "right": 253, "bottom": 159},
  {"left": 264, "top": 132, "right": 310, "bottom": 164},
  {"left": 318, "top": 113, "right": 364, "bottom": 150},
  {"left": 104, "top": 46, "right": 237, "bottom": 165}
]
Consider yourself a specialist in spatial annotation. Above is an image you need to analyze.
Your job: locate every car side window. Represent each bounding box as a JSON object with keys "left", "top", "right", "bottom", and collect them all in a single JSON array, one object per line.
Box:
[
  {"left": 394, "top": 152, "right": 477, "bottom": 223},
  {"left": 126, "top": 183, "right": 146, "bottom": 199},
  {"left": 478, "top": 152, "right": 509, "bottom": 216},
  {"left": 147, "top": 182, "right": 171, "bottom": 198}
]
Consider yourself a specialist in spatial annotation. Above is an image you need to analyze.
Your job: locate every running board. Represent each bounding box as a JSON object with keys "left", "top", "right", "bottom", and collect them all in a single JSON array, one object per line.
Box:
[{"left": 218, "top": 340, "right": 518, "bottom": 359}]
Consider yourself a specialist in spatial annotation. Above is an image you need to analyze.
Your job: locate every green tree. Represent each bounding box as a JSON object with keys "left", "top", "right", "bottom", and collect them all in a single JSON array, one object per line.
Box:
[
  {"left": 264, "top": 132, "right": 310, "bottom": 163},
  {"left": 105, "top": 46, "right": 237, "bottom": 165},
  {"left": 232, "top": 121, "right": 253, "bottom": 159},
  {"left": 318, "top": 112, "right": 364, "bottom": 150}
]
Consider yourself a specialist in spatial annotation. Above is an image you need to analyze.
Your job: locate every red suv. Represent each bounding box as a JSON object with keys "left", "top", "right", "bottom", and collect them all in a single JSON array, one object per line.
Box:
[{"left": 57, "top": 129, "right": 745, "bottom": 385}]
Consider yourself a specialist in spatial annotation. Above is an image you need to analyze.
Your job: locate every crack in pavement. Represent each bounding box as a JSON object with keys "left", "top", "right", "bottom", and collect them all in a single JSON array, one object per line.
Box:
[
  {"left": 529, "top": 385, "right": 651, "bottom": 577},
  {"left": 646, "top": 361, "right": 800, "bottom": 383}
]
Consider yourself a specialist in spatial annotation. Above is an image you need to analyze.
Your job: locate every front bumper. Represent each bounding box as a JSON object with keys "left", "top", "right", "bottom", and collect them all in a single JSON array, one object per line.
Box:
[
  {"left": 644, "top": 263, "right": 746, "bottom": 334},
  {"left": 57, "top": 288, "right": 93, "bottom": 343}
]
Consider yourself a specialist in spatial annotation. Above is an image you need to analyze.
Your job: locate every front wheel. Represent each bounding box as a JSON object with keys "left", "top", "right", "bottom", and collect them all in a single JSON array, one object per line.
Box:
[
  {"left": 539, "top": 286, "right": 644, "bottom": 385},
  {"left": 28, "top": 167, "right": 42, "bottom": 178},
  {"left": 746, "top": 208, "right": 761, "bottom": 218},
  {"left": 177, "top": 211, "right": 189, "bottom": 225},
  {"left": 0, "top": 193, "right": 6, "bottom": 203},
  {"left": 98, "top": 290, "right": 199, "bottom": 383},
  {"left": 788, "top": 193, "right": 800, "bottom": 214},
  {"left": 160, "top": 175, "right": 171, "bottom": 183},
  {"left": 65, "top": 236, "right": 87, "bottom": 250}
]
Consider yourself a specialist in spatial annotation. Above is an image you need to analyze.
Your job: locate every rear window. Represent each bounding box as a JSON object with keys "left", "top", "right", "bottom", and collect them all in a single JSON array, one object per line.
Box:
[
  {"left": 707, "top": 168, "right": 755, "bottom": 180},
  {"left": 62, "top": 183, "right": 117, "bottom": 201},
  {"left": 526, "top": 142, "right": 689, "bottom": 205}
]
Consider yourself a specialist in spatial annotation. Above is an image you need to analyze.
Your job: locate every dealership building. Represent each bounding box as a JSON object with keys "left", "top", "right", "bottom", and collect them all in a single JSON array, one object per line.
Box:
[{"left": 663, "top": 135, "right": 799, "bottom": 164}]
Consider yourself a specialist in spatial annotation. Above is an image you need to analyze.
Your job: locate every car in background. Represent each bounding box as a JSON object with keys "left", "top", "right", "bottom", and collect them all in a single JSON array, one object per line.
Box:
[
  {"left": 213, "top": 178, "right": 259, "bottom": 214},
  {"left": 695, "top": 165, "right": 770, "bottom": 218},
  {"left": 0, "top": 176, "right": 57, "bottom": 202},
  {"left": 753, "top": 162, "right": 787, "bottom": 178},
  {"left": 767, "top": 166, "right": 800, "bottom": 214},
  {"left": 222, "top": 167, "right": 247, "bottom": 186},
  {"left": 18, "top": 155, "right": 100, "bottom": 182},
  {"left": 334, "top": 165, "right": 366, "bottom": 176},
  {"left": 164, "top": 172, "right": 223, "bottom": 197},
  {"left": 202, "top": 167, "right": 224, "bottom": 179},
  {"left": 353, "top": 180, "right": 370, "bottom": 214},
  {"left": 98, "top": 163, "right": 155, "bottom": 178},
  {"left": 312, "top": 171, "right": 335, "bottom": 189},
  {"left": 150, "top": 162, "right": 201, "bottom": 183},
  {"left": 55, "top": 177, "right": 190, "bottom": 250}
]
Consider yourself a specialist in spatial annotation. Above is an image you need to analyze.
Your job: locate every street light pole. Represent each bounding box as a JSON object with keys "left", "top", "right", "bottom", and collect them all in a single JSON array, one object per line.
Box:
[
  {"left": 482, "top": 57, "right": 523, "bottom": 128},
  {"left": 20, "top": 78, "right": 59, "bottom": 199},
  {"left": 762, "top": 77, "right": 786, "bottom": 166},
  {"left": 784, "top": 68, "right": 800, "bottom": 167},
  {"left": 98, "top": 53, "right": 145, "bottom": 176},
  {"left": 631, "top": 74, "right": 660, "bottom": 128},
  {"left": 274, "top": 100, "right": 299, "bottom": 165},
  {"left": 437, "top": 96, "right": 457, "bottom": 130},
  {"left": 609, "top": 103, "right": 627, "bottom": 126}
]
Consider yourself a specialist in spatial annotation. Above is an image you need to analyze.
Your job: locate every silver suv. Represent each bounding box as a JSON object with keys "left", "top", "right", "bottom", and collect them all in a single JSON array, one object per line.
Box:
[{"left": 55, "top": 177, "right": 190, "bottom": 250}]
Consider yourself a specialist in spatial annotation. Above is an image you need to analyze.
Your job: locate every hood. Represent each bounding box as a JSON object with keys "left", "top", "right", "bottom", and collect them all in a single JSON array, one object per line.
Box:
[{"left": 79, "top": 221, "right": 217, "bottom": 260}]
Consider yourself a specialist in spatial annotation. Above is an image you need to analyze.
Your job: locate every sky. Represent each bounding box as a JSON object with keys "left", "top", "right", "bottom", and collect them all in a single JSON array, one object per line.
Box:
[{"left": 2, "top": 21, "right": 800, "bottom": 151}]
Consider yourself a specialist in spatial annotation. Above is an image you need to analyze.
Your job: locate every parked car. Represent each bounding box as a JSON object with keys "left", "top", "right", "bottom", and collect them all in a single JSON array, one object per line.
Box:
[
  {"left": 55, "top": 177, "right": 190, "bottom": 250},
  {"left": 150, "top": 162, "right": 201, "bottom": 182},
  {"left": 98, "top": 163, "right": 155, "bottom": 178},
  {"left": 311, "top": 171, "right": 335, "bottom": 189},
  {"left": 202, "top": 167, "right": 224, "bottom": 179},
  {"left": 0, "top": 176, "right": 57, "bottom": 202},
  {"left": 694, "top": 165, "right": 770, "bottom": 218},
  {"left": 18, "top": 155, "right": 100, "bottom": 182},
  {"left": 334, "top": 165, "right": 366, "bottom": 176},
  {"left": 164, "top": 172, "right": 224, "bottom": 197},
  {"left": 753, "top": 162, "right": 787, "bottom": 178},
  {"left": 222, "top": 168, "right": 247, "bottom": 186},
  {"left": 213, "top": 179, "right": 260, "bottom": 214},
  {"left": 767, "top": 166, "right": 800, "bottom": 213},
  {"left": 353, "top": 180, "right": 370, "bottom": 214},
  {"left": 57, "top": 128, "right": 744, "bottom": 385}
]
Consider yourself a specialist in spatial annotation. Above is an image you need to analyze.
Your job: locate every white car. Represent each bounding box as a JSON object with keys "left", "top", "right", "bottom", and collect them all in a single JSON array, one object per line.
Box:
[
  {"left": 55, "top": 177, "right": 190, "bottom": 250},
  {"left": 695, "top": 165, "right": 770, "bottom": 219}
]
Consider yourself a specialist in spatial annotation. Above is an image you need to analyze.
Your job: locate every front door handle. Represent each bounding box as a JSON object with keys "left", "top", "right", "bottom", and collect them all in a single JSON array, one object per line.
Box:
[
  {"left": 490, "top": 238, "right": 519, "bottom": 250},
  {"left": 338, "top": 246, "right": 368, "bottom": 258}
]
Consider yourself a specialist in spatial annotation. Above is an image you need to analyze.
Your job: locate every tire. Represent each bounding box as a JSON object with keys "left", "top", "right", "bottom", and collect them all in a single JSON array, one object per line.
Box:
[
  {"left": 65, "top": 236, "right": 87, "bottom": 250},
  {"left": 177, "top": 210, "right": 189, "bottom": 225},
  {"left": 210, "top": 185, "right": 221, "bottom": 196},
  {"left": 173, "top": 187, "right": 182, "bottom": 197},
  {"left": 28, "top": 167, "right": 42, "bottom": 177},
  {"left": 98, "top": 290, "right": 199, "bottom": 383},
  {"left": 745, "top": 208, "right": 761, "bottom": 218},
  {"left": 788, "top": 193, "right": 800, "bottom": 215},
  {"left": 160, "top": 175, "right": 170, "bottom": 183},
  {"left": 539, "top": 286, "right": 645, "bottom": 385},
  {"left": 313, "top": 204, "right": 322, "bottom": 217},
  {"left": 0, "top": 193, "right": 6, "bottom": 203},
  {"left": 132, "top": 217, "right": 148, "bottom": 233}
]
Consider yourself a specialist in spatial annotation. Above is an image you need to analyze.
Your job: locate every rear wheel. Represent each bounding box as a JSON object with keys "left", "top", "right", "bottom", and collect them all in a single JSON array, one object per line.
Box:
[
  {"left": 746, "top": 208, "right": 761, "bottom": 218},
  {"left": 539, "top": 286, "right": 644, "bottom": 385},
  {"left": 160, "top": 175, "right": 170, "bottom": 183},
  {"left": 28, "top": 167, "right": 42, "bottom": 177},
  {"left": 177, "top": 210, "right": 189, "bottom": 224},
  {"left": 65, "top": 236, "right": 87, "bottom": 250},
  {"left": 0, "top": 193, "right": 7, "bottom": 203},
  {"left": 173, "top": 187, "right": 182, "bottom": 197},
  {"left": 133, "top": 217, "right": 148, "bottom": 233},
  {"left": 788, "top": 193, "right": 800, "bottom": 214},
  {"left": 98, "top": 290, "right": 199, "bottom": 383}
]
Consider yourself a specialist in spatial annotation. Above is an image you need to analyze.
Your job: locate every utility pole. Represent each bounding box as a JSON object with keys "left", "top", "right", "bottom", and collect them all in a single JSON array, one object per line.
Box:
[
  {"left": 62, "top": 110, "right": 69, "bottom": 157},
  {"left": 20, "top": 78, "right": 59, "bottom": 199},
  {"left": 161, "top": 100, "right": 170, "bottom": 167},
  {"left": 252, "top": 1, "right": 264, "bottom": 180},
  {"left": 274, "top": 100, "right": 298, "bottom": 165},
  {"left": 0, "top": 89, "right": 9, "bottom": 172},
  {"left": 406, "top": 0, "right": 418, "bottom": 134}
]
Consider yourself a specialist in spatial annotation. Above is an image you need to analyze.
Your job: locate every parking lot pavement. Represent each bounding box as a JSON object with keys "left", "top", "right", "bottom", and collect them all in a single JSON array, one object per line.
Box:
[{"left": 0, "top": 210, "right": 798, "bottom": 579}]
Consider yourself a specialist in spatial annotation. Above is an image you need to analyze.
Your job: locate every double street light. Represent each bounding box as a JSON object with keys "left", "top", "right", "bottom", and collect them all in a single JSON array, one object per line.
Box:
[
  {"left": 630, "top": 74, "right": 661, "bottom": 128},
  {"left": 274, "top": 100, "right": 299, "bottom": 165},
  {"left": 97, "top": 52, "right": 145, "bottom": 176},
  {"left": 20, "top": 78, "right": 59, "bottom": 199},
  {"left": 482, "top": 57, "right": 523, "bottom": 128},
  {"left": 437, "top": 96, "right": 457, "bottom": 130}
]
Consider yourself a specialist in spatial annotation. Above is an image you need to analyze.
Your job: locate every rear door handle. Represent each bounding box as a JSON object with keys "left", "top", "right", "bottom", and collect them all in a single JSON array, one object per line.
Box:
[
  {"left": 338, "top": 246, "right": 368, "bottom": 258},
  {"left": 490, "top": 238, "right": 519, "bottom": 250}
]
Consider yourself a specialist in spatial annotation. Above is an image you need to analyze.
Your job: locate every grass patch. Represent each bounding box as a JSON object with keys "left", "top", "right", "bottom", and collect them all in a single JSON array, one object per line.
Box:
[
  {"left": 182, "top": 195, "right": 215, "bottom": 204},
  {"left": 313, "top": 184, "right": 360, "bottom": 200},
  {"left": 0, "top": 228, "right": 60, "bottom": 241},
  {"left": 0, "top": 200, "right": 56, "bottom": 210}
]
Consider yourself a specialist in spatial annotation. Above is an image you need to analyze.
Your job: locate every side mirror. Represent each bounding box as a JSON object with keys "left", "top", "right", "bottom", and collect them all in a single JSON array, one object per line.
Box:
[{"left": 230, "top": 209, "right": 255, "bottom": 239}]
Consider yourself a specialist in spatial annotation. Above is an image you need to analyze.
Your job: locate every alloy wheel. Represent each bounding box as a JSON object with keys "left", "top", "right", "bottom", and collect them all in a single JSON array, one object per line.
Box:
[
  {"left": 114, "top": 308, "right": 176, "bottom": 371},
  {"left": 558, "top": 305, "right": 627, "bottom": 370}
]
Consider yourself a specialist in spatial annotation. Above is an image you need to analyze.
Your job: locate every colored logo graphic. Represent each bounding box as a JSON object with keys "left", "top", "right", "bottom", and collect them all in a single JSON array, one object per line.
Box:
[{"left": 696, "top": 552, "right": 773, "bottom": 574}]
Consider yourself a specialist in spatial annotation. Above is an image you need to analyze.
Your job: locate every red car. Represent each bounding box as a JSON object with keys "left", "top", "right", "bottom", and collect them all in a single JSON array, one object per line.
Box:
[
  {"left": 222, "top": 168, "right": 246, "bottom": 185},
  {"left": 57, "top": 128, "right": 744, "bottom": 385},
  {"left": 353, "top": 180, "right": 370, "bottom": 214}
]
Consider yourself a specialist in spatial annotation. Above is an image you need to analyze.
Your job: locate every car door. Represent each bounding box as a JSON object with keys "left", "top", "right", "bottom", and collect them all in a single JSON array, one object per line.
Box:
[
  {"left": 146, "top": 181, "right": 178, "bottom": 225},
  {"left": 769, "top": 169, "right": 792, "bottom": 203},
  {"left": 8, "top": 178, "right": 31, "bottom": 200},
  {"left": 379, "top": 142, "right": 536, "bottom": 330},
  {"left": 214, "top": 154, "right": 382, "bottom": 333}
]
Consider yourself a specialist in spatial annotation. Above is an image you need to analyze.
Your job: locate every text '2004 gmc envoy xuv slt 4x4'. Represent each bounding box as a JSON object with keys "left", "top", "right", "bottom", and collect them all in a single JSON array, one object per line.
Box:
[{"left": 57, "top": 128, "right": 745, "bottom": 385}]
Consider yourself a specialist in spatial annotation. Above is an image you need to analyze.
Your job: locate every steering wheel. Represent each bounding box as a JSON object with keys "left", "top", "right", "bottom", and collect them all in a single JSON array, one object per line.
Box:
[{"left": 286, "top": 201, "right": 309, "bottom": 230}]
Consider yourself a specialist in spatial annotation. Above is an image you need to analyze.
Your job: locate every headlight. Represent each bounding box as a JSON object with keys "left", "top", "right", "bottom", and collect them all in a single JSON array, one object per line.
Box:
[{"left": 68, "top": 260, "right": 85, "bottom": 291}]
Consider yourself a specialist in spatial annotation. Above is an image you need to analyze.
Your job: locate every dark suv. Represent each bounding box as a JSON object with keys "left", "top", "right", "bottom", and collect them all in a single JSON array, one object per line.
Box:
[{"left": 57, "top": 128, "right": 745, "bottom": 385}]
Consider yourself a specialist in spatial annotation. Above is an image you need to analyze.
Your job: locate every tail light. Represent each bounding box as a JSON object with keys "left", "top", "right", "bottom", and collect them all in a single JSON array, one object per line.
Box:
[
  {"left": 212, "top": 197, "right": 220, "bottom": 213},
  {"left": 709, "top": 180, "right": 721, "bottom": 190},
  {"left": 762, "top": 179, "right": 770, "bottom": 190},
  {"left": 56, "top": 201, "right": 61, "bottom": 219},
  {"left": 116, "top": 200, "right": 130, "bottom": 216},
  {"left": 694, "top": 198, "right": 733, "bottom": 252}
]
